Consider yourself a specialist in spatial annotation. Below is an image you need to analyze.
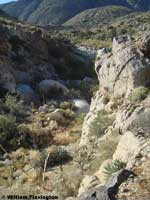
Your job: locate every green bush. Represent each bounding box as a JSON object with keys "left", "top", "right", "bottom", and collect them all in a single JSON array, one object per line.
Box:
[
  {"left": 128, "top": 87, "right": 148, "bottom": 103},
  {"left": 75, "top": 112, "right": 86, "bottom": 126},
  {"left": 4, "top": 95, "right": 27, "bottom": 122},
  {"left": 60, "top": 101, "right": 74, "bottom": 110},
  {"left": 0, "top": 95, "right": 28, "bottom": 150},
  {"left": 0, "top": 114, "right": 17, "bottom": 145},
  {"left": 104, "top": 159, "right": 126, "bottom": 175},
  {"left": 89, "top": 110, "right": 114, "bottom": 137},
  {"left": 102, "top": 96, "right": 110, "bottom": 105}
]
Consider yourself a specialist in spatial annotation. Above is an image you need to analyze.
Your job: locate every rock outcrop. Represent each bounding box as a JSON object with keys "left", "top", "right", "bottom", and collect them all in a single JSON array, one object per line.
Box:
[
  {"left": 95, "top": 35, "right": 150, "bottom": 98},
  {"left": 81, "top": 35, "right": 150, "bottom": 146},
  {"left": 79, "top": 34, "right": 150, "bottom": 199},
  {"left": 79, "top": 170, "right": 132, "bottom": 200}
]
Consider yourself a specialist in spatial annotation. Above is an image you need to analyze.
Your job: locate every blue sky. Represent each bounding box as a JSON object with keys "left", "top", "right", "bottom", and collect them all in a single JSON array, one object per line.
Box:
[{"left": 0, "top": 0, "right": 17, "bottom": 4}]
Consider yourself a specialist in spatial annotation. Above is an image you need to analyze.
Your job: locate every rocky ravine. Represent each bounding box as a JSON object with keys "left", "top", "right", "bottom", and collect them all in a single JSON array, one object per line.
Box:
[
  {"left": 0, "top": 19, "right": 95, "bottom": 103},
  {"left": 77, "top": 34, "right": 150, "bottom": 200},
  {"left": 0, "top": 15, "right": 150, "bottom": 200},
  {"left": 0, "top": 17, "right": 97, "bottom": 199}
]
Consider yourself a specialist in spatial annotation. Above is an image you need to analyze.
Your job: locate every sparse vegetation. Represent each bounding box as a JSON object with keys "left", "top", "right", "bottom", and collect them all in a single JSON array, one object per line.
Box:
[
  {"left": 75, "top": 112, "right": 86, "bottom": 126},
  {"left": 0, "top": 95, "right": 29, "bottom": 150},
  {"left": 60, "top": 101, "right": 74, "bottom": 110},
  {"left": 79, "top": 39, "right": 112, "bottom": 49},
  {"left": 0, "top": 114, "right": 17, "bottom": 147},
  {"left": 4, "top": 95, "right": 27, "bottom": 122},
  {"left": 102, "top": 95, "right": 110, "bottom": 105},
  {"left": 32, "top": 146, "right": 72, "bottom": 169},
  {"left": 89, "top": 110, "right": 115, "bottom": 137},
  {"left": 64, "top": 6, "right": 133, "bottom": 28},
  {"left": 128, "top": 87, "right": 149, "bottom": 102}
]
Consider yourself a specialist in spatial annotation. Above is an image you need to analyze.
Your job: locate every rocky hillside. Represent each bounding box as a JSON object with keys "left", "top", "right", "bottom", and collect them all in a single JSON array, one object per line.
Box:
[
  {"left": 0, "top": 16, "right": 96, "bottom": 96},
  {"left": 0, "top": 13, "right": 97, "bottom": 197},
  {"left": 0, "top": 2, "right": 150, "bottom": 200},
  {"left": 64, "top": 6, "right": 133, "bottom": 28},
  {"left": 47, "top": 11, "right": 150, "bottom": 49},
  {"left": 1, "top": 0, "right": 150, "bottom": 26}
]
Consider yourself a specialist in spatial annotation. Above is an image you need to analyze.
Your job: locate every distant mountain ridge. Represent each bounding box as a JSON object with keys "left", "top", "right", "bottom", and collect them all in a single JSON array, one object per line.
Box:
[{"left": 0, "top": 0, "right": 150, "bottom": 26}]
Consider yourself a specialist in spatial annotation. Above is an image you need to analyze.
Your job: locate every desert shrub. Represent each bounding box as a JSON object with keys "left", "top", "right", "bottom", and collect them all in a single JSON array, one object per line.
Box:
[
  {"left": 89, "top": 110, "right": 114, "bottom": 137},
  {"left": 74, "top": 138, "right": 101, "bottom": 175},
  {"left": 0, "top": 114, "right": 29, "bottom": 150},
  {"left": 75, "top": 112, "right": 86, "bottom": 126},
  {"left": 76, "top": 129, "right": 120, "bottom": 174},
  {"left": 103, "top": 159, "right": 126, "bottom": 175},
  {"left": 33, "top": 146, "right": 72, "bottom": 169},
  {"left": 0, "top": 114, "right": 17, "bottom": 146},
  {"left": 128, "top": 87, "right": 148, "bottom": 103},
  {"left": 60, "top": 101, "right": 74, "bottom": 110},
  {"left": 88, "top": 130, "right": 120, "bottom": 172},
  {"left": 17, "top": 123, "right": 54, "bottom": 148},
  {"left": 4, "top": 95, "right": 27, "bottom": 122},
  {"left": 62, "top": 109, "right": 75, "bottom": 120},
  {"left": 102, "top": 95, "right": 110, "bottom": 105},
  {"left": 0, "top": 95, "right": 29, "bottom": 150}
]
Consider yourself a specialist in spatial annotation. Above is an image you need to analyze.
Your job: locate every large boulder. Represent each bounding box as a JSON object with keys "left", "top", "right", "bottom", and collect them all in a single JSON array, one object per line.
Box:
[
  {"left": 95, "top": 35, "right": 150, "bottom": 97},
  {"left": 113, "top": 131, "right": 141, "bottom": 168},
  {"left": 78, "top": 176, "right": 99, "bottom": 197},
  {"left": 16, "top": 84, "right": 35, "bottom": 103},
  {"left": 38, "top": 79, "right": 69, "bottom": 98},
  {"left": 115, "top": 106, "right": 150, "bottom": 138}
]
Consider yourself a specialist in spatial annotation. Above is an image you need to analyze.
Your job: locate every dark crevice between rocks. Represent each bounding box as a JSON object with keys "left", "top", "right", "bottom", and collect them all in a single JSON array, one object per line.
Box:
[
  {"left": 79, "top": 170, "right": 134, "bottom": 200},
  {"left": 107, "top": 170, "right": 134, "bottom": 200}
]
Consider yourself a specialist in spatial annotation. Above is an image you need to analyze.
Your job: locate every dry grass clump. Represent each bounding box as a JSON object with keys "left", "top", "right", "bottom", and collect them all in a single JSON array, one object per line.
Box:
[{"left": 54, "top": 132, "right": 79, "bottom": 145}]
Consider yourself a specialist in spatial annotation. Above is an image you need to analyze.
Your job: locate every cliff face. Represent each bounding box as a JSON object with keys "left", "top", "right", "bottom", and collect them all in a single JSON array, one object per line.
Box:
[
  {"left": 78, "top": 34, "right": 150, "bottom": 199},
  {"left": 80, "top": 34, "right": 150, "bottom": 147}
]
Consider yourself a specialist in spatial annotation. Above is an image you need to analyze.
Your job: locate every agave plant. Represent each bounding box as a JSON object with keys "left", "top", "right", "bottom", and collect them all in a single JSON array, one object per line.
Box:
[{"left": 104, "top": 159, "right": 126, "bottom": 175}]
